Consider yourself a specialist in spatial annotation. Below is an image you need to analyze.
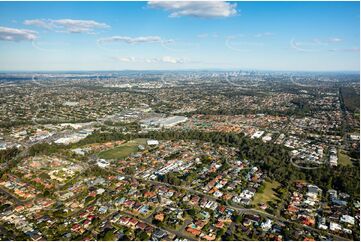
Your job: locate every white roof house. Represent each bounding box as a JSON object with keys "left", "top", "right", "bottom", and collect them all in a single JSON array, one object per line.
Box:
[
  {"left": 340, "top": 215, "right": 355, "bottom": 225},
  {"left": 147, "top": 139, "right": 159, "bottom": 146},
  {"left": 96, "top": 159, "right": 110, "bottom": 168},
  {"left": 261, "top": 219, "right": 273, "bottom": 231},
  {"left": 251, "top": 130, "right": 265, "bottom": 139},
  {"left": 329, "top": 222, "right": 342, "bottom": 231}
]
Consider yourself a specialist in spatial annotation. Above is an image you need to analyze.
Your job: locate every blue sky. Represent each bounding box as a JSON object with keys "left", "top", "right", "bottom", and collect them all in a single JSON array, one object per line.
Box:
[{"left": 0, "top": 1, "right": 359, "bottom": 71}]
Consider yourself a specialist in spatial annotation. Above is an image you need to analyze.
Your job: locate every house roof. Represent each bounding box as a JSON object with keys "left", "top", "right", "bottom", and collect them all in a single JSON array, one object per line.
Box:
[{"left": 186, "top": 227, "right": 201, "bottom": 236}]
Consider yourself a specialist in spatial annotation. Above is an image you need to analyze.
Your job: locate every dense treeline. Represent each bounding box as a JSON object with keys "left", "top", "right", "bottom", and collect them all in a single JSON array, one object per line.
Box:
[
  {"left": 340, "top": 87, "right": 360, "bottom": 113},
  {"left": 144, "top": 130, "right": 359, "bottom": 199},
  {"left": 0, "top": 147, "right": 19, "bottom": 163},
  {"left": 29, "top": 143, "right": 67, "bottom": 156},
  {"left": 0, "top": 121, "right": 33, "bottom": 128},
  {"left": 27, "top": 129, "right": 360, "bottom": 199}
]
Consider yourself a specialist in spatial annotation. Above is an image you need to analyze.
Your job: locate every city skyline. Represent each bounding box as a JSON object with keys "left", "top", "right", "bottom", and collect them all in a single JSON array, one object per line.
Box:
[{"left": 0, "top": 1, "right": 360, "bottom": 71}]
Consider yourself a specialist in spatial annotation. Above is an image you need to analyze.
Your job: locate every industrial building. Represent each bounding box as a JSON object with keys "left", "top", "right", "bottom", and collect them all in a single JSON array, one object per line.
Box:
[{"left": 141, "top": 116, "right": 188, "bottom": 129}]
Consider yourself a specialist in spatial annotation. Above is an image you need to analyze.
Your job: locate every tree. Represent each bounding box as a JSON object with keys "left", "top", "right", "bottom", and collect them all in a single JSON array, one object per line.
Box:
[
  {"left": 233, "top": 214, "right": 242, "bottom": 224},
  {"left": 187, "top": 208, "right": 196, "bottom": 217},
  {"left": 137, "top": 230, "right": 149, "bottom": 241},
  {"left": 224, "top": 233, "right": 235, "bottom": 241},
  {"left": 103, "top": 230, "right": 116, "bottom": 241}
]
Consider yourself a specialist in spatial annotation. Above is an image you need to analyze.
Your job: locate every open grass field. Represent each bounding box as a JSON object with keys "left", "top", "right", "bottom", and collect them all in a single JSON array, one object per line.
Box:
[
  {"left": 338, "top": 149, "right": 352, "bottom": 166},
  {"left": 252, "top": 180, "right": 280, "bottom": 206},
  {"left": 98, "top": 138, "right": 147, "bottom": 160}
]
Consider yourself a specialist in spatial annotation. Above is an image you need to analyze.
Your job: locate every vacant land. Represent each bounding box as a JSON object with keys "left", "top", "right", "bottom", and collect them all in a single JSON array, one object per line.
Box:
[
  {"left": 98, "top": 138, "right": 147, "bottom": 160},
  {"left": 338, "top": 149, "right": 353, "bottom": 166},
  {"left": 252, "top": 180, "right": 280, "bottom": 206}
]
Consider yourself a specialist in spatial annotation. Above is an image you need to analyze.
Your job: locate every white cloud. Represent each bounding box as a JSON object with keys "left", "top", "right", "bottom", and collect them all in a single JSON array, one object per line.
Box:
[
  {"left": 313, "top": 37, "right": 343, "bottom": 45},
  {"left": 197, "top": 32, "right": 219, "bottom": 38},
  {"left": 197, "top": 33, "right": 209, "bottom": 38},
  {"left": 24, "top": 19, "right": 110, "bottom": 34},
  {"left": 24, "top": 19, "right": 53, "bottom": 29},
  {"left": 98, "top": 35, "right": 172, "bottom": 44},
  {"left": 290, "top": 38, "right": 316, "bottom": 52},
  {"left": 291, "top": 38, "right": 324, "bottom": 52},
  {"left": 114, "top": 56, "right": 136, "bottom": 62},
  {"left": 0, "top": 26, "right": 37, "bottom": 41},
  {"left": 327, "top": 37, "right": 342, "bottom": 43},
  {"left": 159, "top": 56, "right": 185, "bottom": 64},
  {"left": 148, "top": 1, "right": 238, "bottom": 18},
  {"left": 328, "top": 47, "right": 359, "bottom": 52},
  {"left": 114, "top": 56, "right": 186, "bottom": 64},
  {"left": 342, "top": 48, "right": 359, "bottom": 52},
  {"left": 291, "top": 37, "right": 344, "bottom": 52},
  {"left": 254, "top": 32, "right": 274, "bottom": 38},
  {"left": 225, "top": 35, "right": 263, "bottom": 52}
]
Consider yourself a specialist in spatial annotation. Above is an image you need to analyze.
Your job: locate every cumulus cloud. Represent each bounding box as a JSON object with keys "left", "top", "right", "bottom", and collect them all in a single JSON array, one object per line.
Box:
[
  {"left": 148, "top": 1, "right": 238, "bottom": 18},
  {"left": 98, "top": 36, "right": 173, "bottom": 44},
  {"left": 0, "top": 26, "right": 37, "bottom": 41},
  {"left": 114, "top": 56, "right": 186, "bottom": 64},
  {"left": 24, "top": 19, "right": 53, "bottom": 29},
  {"left": 24, "top": 19, "right": 110, "bottom": 34}
]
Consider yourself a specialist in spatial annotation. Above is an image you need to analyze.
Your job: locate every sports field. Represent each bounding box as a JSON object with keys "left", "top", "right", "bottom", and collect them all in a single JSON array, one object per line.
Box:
[{"left": 98, "top": 138, "right": 147, "bottom": 160}]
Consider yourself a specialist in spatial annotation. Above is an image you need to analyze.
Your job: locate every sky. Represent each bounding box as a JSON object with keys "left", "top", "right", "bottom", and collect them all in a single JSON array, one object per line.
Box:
[{"left": 0, "top": 1, "right": 359, "bottom": 71}]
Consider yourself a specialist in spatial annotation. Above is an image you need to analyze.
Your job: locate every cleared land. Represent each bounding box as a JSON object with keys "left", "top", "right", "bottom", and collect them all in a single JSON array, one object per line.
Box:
[
  {"left": 338, "top": 149, "right": 352, "bottom": 166},
  {"left": 252, "top": 180, "right": 280, "bottom": 206},
  {"left": 98, "top": 138, "right": 147, "bottom": 160}
]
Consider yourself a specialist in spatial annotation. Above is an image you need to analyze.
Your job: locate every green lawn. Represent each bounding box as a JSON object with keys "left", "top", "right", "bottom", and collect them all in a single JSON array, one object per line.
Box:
[
  {"left": 338, "top": 149, "right": 352, "bottom": 166},
  {"left": 252, "top": 180, "right": 280, "bottom": 206},
  {"left": 98, "top": 138, "right": 147, "bottom": 160}
]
